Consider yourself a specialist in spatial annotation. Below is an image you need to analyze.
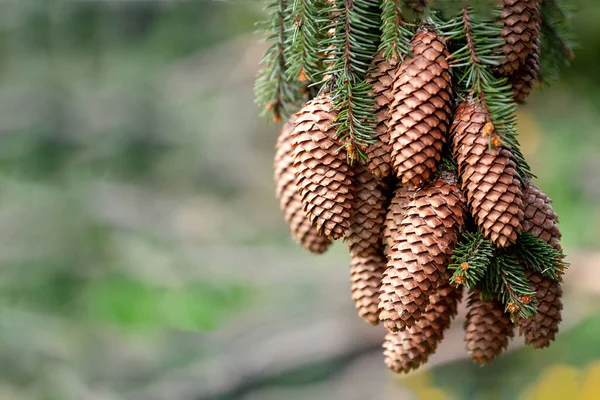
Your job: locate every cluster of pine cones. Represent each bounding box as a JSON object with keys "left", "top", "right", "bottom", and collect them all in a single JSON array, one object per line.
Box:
[{"left": 272, "top": 6, "right": 564, "bottom": 374}]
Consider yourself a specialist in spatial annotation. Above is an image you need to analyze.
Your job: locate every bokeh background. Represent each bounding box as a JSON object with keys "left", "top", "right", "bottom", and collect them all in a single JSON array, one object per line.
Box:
[{"left": 0, "top": 1, "right": 599, "bottom": 399}]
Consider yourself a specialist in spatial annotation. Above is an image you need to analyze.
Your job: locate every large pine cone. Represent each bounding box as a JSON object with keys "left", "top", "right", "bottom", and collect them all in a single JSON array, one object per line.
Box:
[
  {"left": 510, "top": 37, "right": 541, "bottom": 103},
  {"left": 274, "top": 121, "right": 332, "bottom": 253},
  {"left": 293, "top": 94, "right": 354, "bottom": 240},
  {"left": 345, "top": 167, "right": 387, "bottom": 257},
  {"left": 451, "top": 101, "right": 524, "bottom": 247},
  {"left": 379, "top": 171, "right": 467, "bottom": 332},
  {"left": 522, "top": 181, "right": 562, "bottom": 250},
  {"left": 350, "top": 253, "right": 386, "bottom": 326},
  {"left": 384, "top": 281, "right": 462, "bottom": 373},
  {"left": 388, "top": 30, "right": 453, "bottom": 187},
  {"left": 465, "top": 290, "right": 515, "bottom": 365},
  {"left": 383, "top": 186, "right": 415, "bottom": 256},
  {"left": 365, "top": 52, "right": 397, "bottom": 178},
  {"left": 498, "top": 0, "right": 541, "bottom": 76},
  {"left": 517, "top": 271, "right": 563, "bottom": 349}
]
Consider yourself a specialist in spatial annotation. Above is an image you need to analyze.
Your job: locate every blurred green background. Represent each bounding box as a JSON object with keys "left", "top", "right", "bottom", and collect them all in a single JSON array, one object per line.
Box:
[{"left": 0, "top": 1, "right": 599, "bottom": 399}]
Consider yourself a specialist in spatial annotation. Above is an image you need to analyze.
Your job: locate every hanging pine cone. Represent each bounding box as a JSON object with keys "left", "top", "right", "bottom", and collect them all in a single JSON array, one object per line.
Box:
[
  {"left": 517, "top": 271, "right": 563, "bottom": 349},
  {"left": 465, "top": 290, "right": 515, "bottom": 365},
  {"left": 365, "top": 52, "right": 397, "bottom": 179},
  {"left": 274, "top": 121, "right": 332, "bottom": 253},
  {"left": 293, "top": 94, "right": 354, "bottom": 240},
  {"left": 451, "top": 101, "right": 524, "bottom": 247},
  {"left": 498, "top": 0, "right": 541, "bottom": 76},
  {"left": 345, "top": 167, "right": 387, "bottom": 257},
  {"left": 388, "top": 30, "right": 453, "bottom": 187},
  {"left": 522, "top": 181, "right": 562, "bottom": 250},
  {"left": 379, "top": 171, "right": 467, "bottom": 332},
  {"left": 350, "top": 253, "right": 387, "bottom": 326},
  {"left": 384, "top": 281, "right": 462, "bottom": 373},
  {"left": 383, "top": 186, "right": 416, "bottom": 256},
  {"left": 510, "top": 37, "right": 541, "bottom": 103}
]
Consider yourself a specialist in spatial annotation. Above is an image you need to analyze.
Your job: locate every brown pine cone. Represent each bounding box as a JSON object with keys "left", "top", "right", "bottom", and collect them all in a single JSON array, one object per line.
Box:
[
  {"left": 384, "top": 281, "right": 462, "bottom": 373},
  {"left": 350, "top": 253, "right": 386, "bottom": 326},
  {"left": 383, "top": 186, "right": 415, "bottom": 256},
  {"left": 365, "top": 52, "right": 397, "bottom": 179},
  {"left": 465, "top": 290, "right": 515, "bottom": 365},
  {"left": 451, "top": 101, "right": 524, "bottom": 247},
  {"left": 522, "top": 181, "right": 562, "bottom": 251},
  {"left": 388, "top": 30, "right": 453, "bottom": 187},
  {"left": 293, "top": 94, "right": 354, "bottom": 240},
  {"left": 510, "top": 37, "right": 541, "bottom": 103},
  {"left": 345, "top": 167, "right": 387, "bottom": 257},
  {"left": 498, "top": 0, "right": 541, "bottom": 76},
  {"left": 517, "top": 271, "right": 563, "bottom": 349},
  {"left": 274, "top": 121, "right": 332, "bottom": 253},
  {"left": 379, "top": 171, "right": 467, "bottom": 332}
]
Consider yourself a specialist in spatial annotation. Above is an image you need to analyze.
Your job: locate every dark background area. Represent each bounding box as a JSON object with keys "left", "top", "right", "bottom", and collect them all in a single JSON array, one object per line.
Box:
[{"left": 0, "top": 1, "right": 599, "bottom": 399}]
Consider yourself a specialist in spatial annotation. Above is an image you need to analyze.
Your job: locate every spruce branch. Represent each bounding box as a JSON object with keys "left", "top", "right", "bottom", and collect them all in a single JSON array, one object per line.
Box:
[
  {"left": 540, "top": 0, "right": 574, "bottom": 83},
  {"left": 255, "top": 0, "right": 305, "bottom": 122},
  {"left": 322, "top": 0, "right": 380, "bottom": 163},
  {"left": 284, "top": 0, "right": 328, "bottom": 83},
  {"left": 379, "top": 0, "right": 413, "bottom": 62},
  {"left": 515, "top": 232, "right": 568, "bottom": 280},
  {"left": 439, "top": 7, "right": 532, "bottom": 182},
  {"left": 449, "top": 231, "right": 493, "bottom": 289},
  {"left": 484, "top": 249, "right": 538, "bottom": 321}
]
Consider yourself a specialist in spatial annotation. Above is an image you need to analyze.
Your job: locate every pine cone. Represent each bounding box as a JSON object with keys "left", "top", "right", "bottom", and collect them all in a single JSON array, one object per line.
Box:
[
  {"left": 384, "top": 281, "right": 462, "bottom": 373},
  {"left": 464, "top": 290, "right": 515, "bottom": 365},
  {"left": 451, "top": 101, "right": 524, "bottom": 247},
  {"left": 275, "top": 121, "right": 332, "bottom": 253},
  {"left": 383, "top": 186, "right": 416, "bottom": 256},
  {"left": 518, "top": 271, "right": 563, "bottom": 349},
  {"left": 365, "top": 52, "right": 397, "bottom": 178},
  {"left": 498, "top": 0, "right": 541, "bottom": 76},
  {"left": 522, "top": 181, "right": 562, "bottom": 250},
  {"left": 350, "top": 253, "right": 386, "bottom": 325},
  {"left": 345, "top": 167, "right": 387, "bottom": 257},
  {"left": 388, "top": 30, "right": 452, "bottom": 187},
  {"left": 379, "top": 171, "right": 467, "bottom": 332},
  {"left": 510, "top": 37, "right": 541, "bottom": 103},
  {"left": 293, "top": 94, "right": 354, "bottom": 240}
]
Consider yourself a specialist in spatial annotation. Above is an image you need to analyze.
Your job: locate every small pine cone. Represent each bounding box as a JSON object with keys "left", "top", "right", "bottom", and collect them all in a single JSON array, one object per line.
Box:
[
  {"left": 388, "top": 30, "right": 453, "bottom": 187},
  {"left": 345, "top": 167, "right": 387, "bottom": 257},
  {"left": 522, "top": 182, "right": 562, "bottom": 250},
  {"left": 510, "top": 37, "right": 541, "bottom": 103},
  {"left": 365, "top": 52, "right": 398, "bottom": 178},
  {"left": 383, "top": 186, "right": 416, "bottom": 256},
  {"left": 379, "top": 172, "right": 467, "bottom": 332},
  {"left": 465, "top": 290, "right": 515, "bottom": 365},
  {"left": 498, "top": 0, "right": 541, "bottom": 76},
  {"left": 350, "top": 253, "right": 386, "bottom": 325},
  {"left": 517, "top": 271, "right": 563, "bottom": 349},
  {"left": 293, "top": 94, "right": 354, "bottom": 240},
  {"left": 384, "top": 281, "right": 462, "bottom": 373},
  {"left": 274, "top": 121, "right": 332, "bottom": 253},
  {"left": 451, "top": 101, "right": 524, "bottom": 247}
]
